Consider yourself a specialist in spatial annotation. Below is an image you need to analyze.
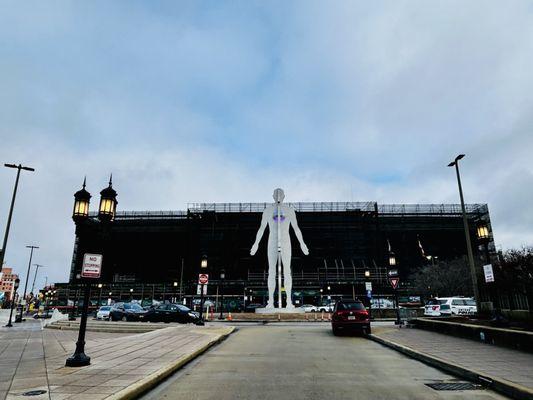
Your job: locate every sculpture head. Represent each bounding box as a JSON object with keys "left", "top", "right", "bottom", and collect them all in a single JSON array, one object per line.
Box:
[{"left": 273, "top": 188, "right": 285, "bottom": 203}]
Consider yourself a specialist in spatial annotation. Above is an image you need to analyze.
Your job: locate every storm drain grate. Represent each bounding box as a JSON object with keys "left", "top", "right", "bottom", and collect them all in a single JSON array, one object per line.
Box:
[
  {"left": 426, "top": 382, "right": 483, "bottom": 391},
  {"left": 22, "top": 390, "right": 47, "bottom": 396}
]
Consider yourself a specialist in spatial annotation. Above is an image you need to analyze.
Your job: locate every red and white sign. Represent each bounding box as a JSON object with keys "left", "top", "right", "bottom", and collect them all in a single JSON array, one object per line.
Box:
[
  {"left": 198, "top": 274, "right": 209, "bottom": 285},
  {"left": 389, "top": 277, "right": 400, "bottom": 290},
  {"left": 82, "top": 253, "right": 102, "bottom": 278}
]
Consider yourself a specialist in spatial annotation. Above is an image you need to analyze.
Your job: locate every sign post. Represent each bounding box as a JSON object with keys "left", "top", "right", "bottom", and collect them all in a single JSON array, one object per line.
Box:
[
  {"left": 388, "top": 270, "right": 402, "bottom": 326},
  {"left": 197, "top": 274, "right": 209, "bottom": 325},
  {"left": 66, "top": 253, "right": 102, "bottom": 367}
]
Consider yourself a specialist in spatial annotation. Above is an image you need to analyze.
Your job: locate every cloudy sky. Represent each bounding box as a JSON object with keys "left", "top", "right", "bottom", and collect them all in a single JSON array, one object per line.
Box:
[{"left": 1, "top": 1, "right": 533, "bottom": 288}]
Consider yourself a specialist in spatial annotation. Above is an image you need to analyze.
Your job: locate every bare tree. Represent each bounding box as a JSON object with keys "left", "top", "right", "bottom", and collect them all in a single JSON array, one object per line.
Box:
[{"left": 409, "top": 258, "right": 473, "bottom": 298}]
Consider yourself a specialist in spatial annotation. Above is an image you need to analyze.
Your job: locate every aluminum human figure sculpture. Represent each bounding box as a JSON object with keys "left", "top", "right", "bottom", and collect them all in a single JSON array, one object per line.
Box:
[{"left": 250, "top": 188, "right": 309, "bottom": 309}]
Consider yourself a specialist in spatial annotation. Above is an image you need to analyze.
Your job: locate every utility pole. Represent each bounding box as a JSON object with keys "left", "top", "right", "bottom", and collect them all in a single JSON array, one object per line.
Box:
[
  {"left": 448, "top": 154, "right": 481, "bottom": 313},
  {"left": 16, "top": 245, "right": 38, "bottom": 322},
  {"left": 0, "top": 163, "right": 35, "bottom": 270}
]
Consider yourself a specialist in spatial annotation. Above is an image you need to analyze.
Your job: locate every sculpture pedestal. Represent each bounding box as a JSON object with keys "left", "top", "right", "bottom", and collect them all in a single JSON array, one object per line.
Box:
[{"left": 255, "top": 307, "right": 305, "bottom": 314}]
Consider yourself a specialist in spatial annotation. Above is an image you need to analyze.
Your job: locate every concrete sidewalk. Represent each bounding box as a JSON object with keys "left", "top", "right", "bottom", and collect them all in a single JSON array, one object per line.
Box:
[
  {"left": 371, "top": 325, "right": 533, "bottom": 400},
  {"left": 0, "top": 318, "right": 233, "bottom": 400}
]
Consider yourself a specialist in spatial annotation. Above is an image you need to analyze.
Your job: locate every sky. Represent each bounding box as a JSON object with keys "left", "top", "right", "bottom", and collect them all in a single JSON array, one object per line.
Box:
[{"left": 1, "top": 1, "right": 533, "bottom": 289}]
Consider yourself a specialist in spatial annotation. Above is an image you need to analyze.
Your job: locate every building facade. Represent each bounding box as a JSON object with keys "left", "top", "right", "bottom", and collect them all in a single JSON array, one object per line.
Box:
[
  {"left": 57, "top": 201, "right": 494, "bottom": 310},
  {"left": 0, "top": 267, "right": 19, "bottom": 301}
]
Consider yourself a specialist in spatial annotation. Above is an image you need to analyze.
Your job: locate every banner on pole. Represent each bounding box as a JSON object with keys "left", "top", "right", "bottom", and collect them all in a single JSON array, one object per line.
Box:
[{"left": 483, "top": 264, "right": 495, "bottom": 283}]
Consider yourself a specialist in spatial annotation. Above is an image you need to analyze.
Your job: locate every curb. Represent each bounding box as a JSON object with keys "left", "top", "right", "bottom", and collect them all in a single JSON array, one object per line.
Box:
[
  {"left": 369, "top": 334, "right": 533, "bottom": 400},
  {"left": 105, "top": 327, "right": 235, "bottom": 400}
]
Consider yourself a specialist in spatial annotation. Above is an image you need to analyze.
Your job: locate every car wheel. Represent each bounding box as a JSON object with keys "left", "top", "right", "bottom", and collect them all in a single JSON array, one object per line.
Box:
[
  {"left": 121, "top": 316, "right": 127, "bottom": 322},
  {"left": 332, "top": 327, "right": 340, "bottom": 336}
]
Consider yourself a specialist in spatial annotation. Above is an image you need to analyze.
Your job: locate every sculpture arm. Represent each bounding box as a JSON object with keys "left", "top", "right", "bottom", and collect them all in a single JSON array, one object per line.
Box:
[
  {"left": 290, "top": 208, "right": 309, "bottom": 255},
  {"left": 250, "top": 210, "right": 268, "bottom": 255}
]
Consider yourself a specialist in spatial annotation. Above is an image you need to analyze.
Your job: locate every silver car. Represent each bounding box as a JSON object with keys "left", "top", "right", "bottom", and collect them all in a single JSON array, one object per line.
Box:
[{"left": 96, "top": 305, "right": 112, "bottom": 320}]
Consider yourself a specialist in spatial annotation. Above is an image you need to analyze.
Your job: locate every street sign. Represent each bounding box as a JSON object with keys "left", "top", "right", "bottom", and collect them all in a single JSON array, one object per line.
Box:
[
  {"left": 389, "top": 277, "right": 400, "bottom": 290},
  {"left": 198, "top": 274, "right": 209, "bottom": 285},
  {"left": 196, "top": 284, "right": 207, "bottom": 295},
  {"left": 366, "top": 289, "right": 372, "bottom": 299},
  {"left": 483, "top": 264, "right": 494, "bottom": 283},
  {"left": 81, "top": 253, "right": 102, "bottom": 278},
  {"left": 388, "top": 269, "right": 399, "bottom": 277},
  {"left": 365, "top": 282, "right": 372, "bottom": 291}
]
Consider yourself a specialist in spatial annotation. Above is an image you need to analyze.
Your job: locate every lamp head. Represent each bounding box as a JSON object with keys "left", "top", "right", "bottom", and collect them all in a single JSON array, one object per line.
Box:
[{"left": 73, "top": 177, "right": 91, "bottom": 222}]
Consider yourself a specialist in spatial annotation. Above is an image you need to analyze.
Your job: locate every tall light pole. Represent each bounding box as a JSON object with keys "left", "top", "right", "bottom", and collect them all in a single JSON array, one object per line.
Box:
[
  {"left": 31, "top": 264, "right": 45, "bottom": 295},
  {"left": 197, "top": 255, "right": 208, "bottom": 326},
  {"left": 16, "top": 245, "right": 38, "bottom": 322},
  {"left": 0, "top": 163, "right": 35, "bottom": 270},
  {"left": 448, "top": 154, "right": 481, "bottom": 313}
]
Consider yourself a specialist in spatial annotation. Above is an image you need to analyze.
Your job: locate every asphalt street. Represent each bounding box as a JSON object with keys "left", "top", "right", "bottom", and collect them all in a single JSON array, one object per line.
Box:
[{"left": 140, "top": 322, "right": 508, "bottom": 400}]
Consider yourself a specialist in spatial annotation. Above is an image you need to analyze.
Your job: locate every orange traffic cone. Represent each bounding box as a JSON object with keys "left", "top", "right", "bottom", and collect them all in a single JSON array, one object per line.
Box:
[{"left": 227, "top": 312, "right": 232, "bottom": 321}]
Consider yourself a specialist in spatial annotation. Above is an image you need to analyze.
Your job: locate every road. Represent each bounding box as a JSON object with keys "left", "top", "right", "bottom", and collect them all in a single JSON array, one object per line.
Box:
[{"left": 140, "top": 322, "right": 508, "bottom": 400}]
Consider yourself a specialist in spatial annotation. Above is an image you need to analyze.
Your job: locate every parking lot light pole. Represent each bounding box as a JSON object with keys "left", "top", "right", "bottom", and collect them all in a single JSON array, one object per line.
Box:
[
  {"left": 218, "top": 269, "right": 225, "bottom": 320},
  {"left": 0, "top": 163, "right": 35, "bottom": 274},
  {"left": 448, "top": 154, "right": 481, "bottom": 314},
  {"left": 5, "top": 278, "right": 20, "bottom": 327},
  {"left": 16, "top": 245, "right": 39, "bottom": 323},
  {"left": 364, "top": 270, "right": 372, "bottom": 320}
]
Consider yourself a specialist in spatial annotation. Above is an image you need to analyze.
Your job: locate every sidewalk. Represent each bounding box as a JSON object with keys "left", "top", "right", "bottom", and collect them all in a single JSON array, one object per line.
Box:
[
  {"left": 371, "top": 325, "right": 533, "bottom": 399},
  {"left": 0, "top": 318, "right": 233, "bottom": 400}
]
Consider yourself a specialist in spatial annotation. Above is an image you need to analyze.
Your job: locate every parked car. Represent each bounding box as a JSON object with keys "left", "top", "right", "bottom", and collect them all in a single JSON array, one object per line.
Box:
[
  {"left": 109, "top": 302, "right": 147, "bottom": 321},
  {"left": 300, "top": 304, "right": 317, "bottom": 313},
  {"left": 317, "top": 303, "right": 335, "bottom": 312},
  {"left": 331, "top": 299, "right": 371, "bottom": 335},
  {"left": 96, "top": 306, "right": 112, "bottom": 320},
  {"left": 143, "top": 303, "right": 199, "bottom": 323},
  {"left": 424, "top": 298, "right": 452, "bottom": 316},
  {"left": 440, "top": 297, "right": 477, "bottom": 316}
]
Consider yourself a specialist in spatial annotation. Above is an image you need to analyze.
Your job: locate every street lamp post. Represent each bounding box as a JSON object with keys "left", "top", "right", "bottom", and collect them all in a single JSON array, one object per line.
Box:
[
  {"left": 5, "top": 278, "right": 20, "bottom": 327},
  {"left": 66, "top": 177, "right": 116, "bottom": 367},
  {"left": 197, "top": 255, "right": 207, "bottom": 326},
  {"left": 365, "top": 270, "right": 372, "bottom": 320},
  {"left": 448, "top": 154, "right": 481, "bottom": 313},
  {"left": 218, "top": 269, "right": 225, "bottom": 320},
  {"left": 130, "top": 288, "right": 133, "bottom": 301},
  {"left": 15, "top": 245, "right": 39, "bottom": 323},
  {"left": 31, "top": 264, "right": 45, "bottom": 296},
  {"left": 98, "top": 283, "right": 103, "bottom": 306},
  {"left": 0, "top": 163, "right": 35, "bottom": 273}
]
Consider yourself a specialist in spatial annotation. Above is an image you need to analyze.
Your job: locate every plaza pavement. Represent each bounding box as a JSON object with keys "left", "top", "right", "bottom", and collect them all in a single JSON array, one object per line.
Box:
[
  {"left": 371, "top": 325, "right": 533, "bottom": 400},
  {"left": 0, "top": 310, "right": 233, "bottom": 400}
]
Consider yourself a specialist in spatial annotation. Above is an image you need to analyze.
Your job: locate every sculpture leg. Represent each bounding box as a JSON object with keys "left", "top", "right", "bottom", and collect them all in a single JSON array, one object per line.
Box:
[
  {"left": 281, "top": 247, "right": 294, "bottom": 309},
  {"left": 266, "top": 245, "right": 277, "bottom": 308}
]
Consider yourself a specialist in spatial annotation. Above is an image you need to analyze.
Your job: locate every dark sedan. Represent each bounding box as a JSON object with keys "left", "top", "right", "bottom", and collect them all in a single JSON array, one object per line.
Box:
[
  {"left": 143, "top": 303, "right": 199, "bottom": 324},
  {"left": 109, "top": 302, "right": 147, "bottom": 321}
]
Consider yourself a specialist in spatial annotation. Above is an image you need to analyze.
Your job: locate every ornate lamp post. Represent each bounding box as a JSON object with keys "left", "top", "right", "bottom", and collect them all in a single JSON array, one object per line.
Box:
[
  {"left": 477, "top": 221, "right": 494, "bottom": 310},
  {"left": 66, "top": 177, "right": 117, "bottom": 367},
  {"left": 364, "top": 270, "right": 371, "bottom": 319},
  {"left": 197, "top": 255, "right": 207, "bottom": 325},
  {"left": 5, "top": 278, "right": 20, "bottom": 327},
  {"left": 218, "top": 269, "right": 225, "bottom": 320}
]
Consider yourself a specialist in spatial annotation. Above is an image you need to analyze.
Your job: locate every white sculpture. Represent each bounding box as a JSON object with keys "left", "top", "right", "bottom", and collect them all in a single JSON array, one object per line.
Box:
[{"left": 250, "top": 188, "right": 309, "bottom": 309}]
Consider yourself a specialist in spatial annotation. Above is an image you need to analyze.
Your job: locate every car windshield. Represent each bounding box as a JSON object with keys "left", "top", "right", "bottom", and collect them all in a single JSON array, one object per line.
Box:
[
  {"left": 177, "top": 305, "right": 191, "bottom": 312},
  {"left": 99, "top": 306, "right": 111, "bottom": 311},
  {"left": 337, "top": 302, "right": 365, "bottom": 311},
  {"left": 130, "top": 304, "right": 143, "bottom": 311},
  {"left": 438, "top": 300, "right": 448, "bottom": 305},
  {"left": 465, "top": 299, "right": 476, "bottom": 306}
]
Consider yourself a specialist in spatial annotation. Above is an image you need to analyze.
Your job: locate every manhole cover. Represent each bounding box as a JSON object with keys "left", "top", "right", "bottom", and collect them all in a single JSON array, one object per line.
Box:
[
  {"left": 22, "top": 390, "right": 47, "bottom": 396},
  {"left": 426, "top": 382, "right": 483, "bottom": 391}
]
